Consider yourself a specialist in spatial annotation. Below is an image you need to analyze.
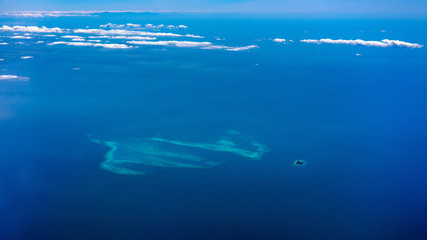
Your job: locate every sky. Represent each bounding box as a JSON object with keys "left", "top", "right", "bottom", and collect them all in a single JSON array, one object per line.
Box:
[{"left": 0, "top": 0, "right": 427, "bottom": 14}]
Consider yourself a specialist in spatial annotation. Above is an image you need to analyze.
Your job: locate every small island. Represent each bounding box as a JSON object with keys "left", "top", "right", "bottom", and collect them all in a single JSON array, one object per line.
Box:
[{"left": 293, "top": 159, "right": 307, "bottom": 166}]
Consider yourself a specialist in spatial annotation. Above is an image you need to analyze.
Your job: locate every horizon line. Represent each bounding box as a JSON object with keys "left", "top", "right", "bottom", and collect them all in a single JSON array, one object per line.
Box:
[{"left": 1, "top": 10, "right": 427, "bottom": 18}]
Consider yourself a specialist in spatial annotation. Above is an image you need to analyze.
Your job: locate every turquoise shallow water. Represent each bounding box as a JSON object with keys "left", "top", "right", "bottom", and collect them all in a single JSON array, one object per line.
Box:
[{"left": 0, "top": 13, "right": 427, "bottom": 240}]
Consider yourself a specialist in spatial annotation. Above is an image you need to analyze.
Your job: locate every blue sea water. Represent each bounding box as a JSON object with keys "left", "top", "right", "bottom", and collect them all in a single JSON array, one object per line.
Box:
[{"left": 1, "top": 13, "right": 427, "bottom": 240}]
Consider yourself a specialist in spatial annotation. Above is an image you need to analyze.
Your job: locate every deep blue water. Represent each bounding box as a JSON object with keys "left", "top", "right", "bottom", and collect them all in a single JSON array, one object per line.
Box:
[{"left": 1, "top": 13, "right": 427, "bottom": 240}]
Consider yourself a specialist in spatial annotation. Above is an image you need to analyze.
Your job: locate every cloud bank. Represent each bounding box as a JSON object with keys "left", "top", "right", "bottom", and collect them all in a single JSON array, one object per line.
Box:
[
  {"left": 0, "top": 25, "right": 65, "bottom": 33},
  {"left": 47, "top": 41, "right": 133, "bottom": 49},
  {"left": 91, "top": 36, "right": 157, "bottom": 40},
  {"left": 100, "top": 23, "right": 126, "bottom": 28},
  {"left": 10, "top": 36, "right": 33, "bottom": 39},
  {"left": 225, "top": 45, "right": 258, "bottom": 51},
  {"left": 127, "top": 40, "right": 258, "bottom": 51},
  {"left": 301, "top": 38, "right": 423, "bottom": 48},
  {"left": 144, "top": 24, "right": 188, "bottom": 30},
  {"left": 74, "top": 28, "right": 202, "bottom": 38},
  {"left": 127, "top": 40, "right": 212, "bottom": 48},
  {"left": 61, "top": 35, "right": 82, "bottom": 38},
  {"left": 273, "top": 38, "right": 287, "bottom": 43},
  {"left": 0, "top": 75, "right": 29, "bottom": 81}
]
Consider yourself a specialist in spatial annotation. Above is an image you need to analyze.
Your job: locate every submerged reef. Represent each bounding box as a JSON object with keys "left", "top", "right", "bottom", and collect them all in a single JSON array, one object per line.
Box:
[{"left": 89, "top": 130, "right": 269, "bottom": 175}]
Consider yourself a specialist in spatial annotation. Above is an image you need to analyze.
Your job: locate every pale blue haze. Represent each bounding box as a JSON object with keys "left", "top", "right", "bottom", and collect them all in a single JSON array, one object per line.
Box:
[{"left": 1, "top": 0, "right": 427, "bottom": 14}]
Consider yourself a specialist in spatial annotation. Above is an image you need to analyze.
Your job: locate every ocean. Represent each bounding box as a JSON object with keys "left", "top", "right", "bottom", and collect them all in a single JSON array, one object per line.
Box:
[{"left": 0, "top": 12, "right": 426, "bottom": 240}]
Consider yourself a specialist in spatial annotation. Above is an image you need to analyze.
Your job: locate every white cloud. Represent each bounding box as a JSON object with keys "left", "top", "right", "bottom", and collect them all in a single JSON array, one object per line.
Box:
[
  {"left": 0, "top": 75, "right": 29, "bottom": 81},
  {"left": 73, "top": 28, "right": 203, "bottom": 38},
  {"left": 100, "top": 23, "right": 142, "bottom": 28},
  {"left": 225, "top": 45, "right": 259, "bottom": 51},
  {"left": 61, "top": 35, "right": 82, "bottom": 39},
  {"left": 21, "top": 56, "right": 33, "bottom": 59},
  {"left": 201, "top": 44, "right": 258, "bottom": 51},
  {"left": 127, "top": 40, "right": 213, "bottom": 48},
  {"left": 87, "top": 35, "right": 156, "bottom": 40},
  {"left": 101, "top": 23, "right": 187, "bottom": 30},
  {"left": 75, "top": 28, "right": 176, "bottom": 37},
  {"left": 301, "top": 38, "right": 423, "bottom": 48},
  {"left": 71, "top": 37, "right": 85, "bottom": 41},
  {"left": 166, "top": 24, "right": 188, "bottom": 30},
  {"left": 61, "top": 35, "right": 86, "bottom": 42},
  {"left": 184, "top": 34, "right": 204, "bottom": 39},
  {"left": 47, "top": 41, "right": 133, "bottom": 49},
  {"left": 100, "top": 23, "right": 125, "bottom": 28},
  {"left": 273, "top": 38, "right": 286, "bottom": 43},
  {"left": 145, "top": 24, "right": 164, "bottom": 29},
  {"left": 0, "top": 25, "right": 65, "bottom": 33},
  {"left": 0, "top": 42, "right": 9, "bottom": 45},
  {"left": 0, "top": 24, "right": 202, "bottom": 44},
  {"left": 36, "top": 41, "right": 45, "bottom": 44},
  {"left": 0, "top": 23, "right": 254, "bottom": 52},
  {"left": 109, "top": 36, "right": 156, "bottom": 40},
  {"left": 88, "top": 36, "right": 110, "bottom": 39},
  {"left": 48, "top": 41, "right": 94, "bottom": 47},
  {"left": 126, "top": 23, "right": 141, "bottom": 28},
  {"left": 127, "top": 40, "right": 258, "bottom": 51},
  {"left": 60, "top": 36, "right": 85, "bottom": 41},
  {"left": 199, "top": 45, "right": 227, "bottom": 50},
  {"left": 93, "top": 43, "right": 132, "bottom": 49},
  {"left": 10, "top": 36, "right": 33, "bottom": 39},
  {"left": 0, "top": 59, "right": 4, "bottom": 61}
]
